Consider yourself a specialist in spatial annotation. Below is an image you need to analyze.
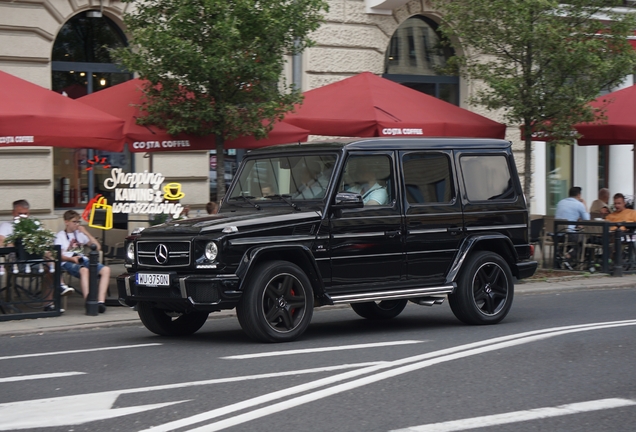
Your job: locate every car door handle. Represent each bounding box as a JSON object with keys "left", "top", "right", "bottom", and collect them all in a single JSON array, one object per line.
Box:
[
  {"left": 385, "top": 230, "right": 401, "bottom": 238},
  {"left": 447, "top": 227, "right": 463, "bottom": 235}
]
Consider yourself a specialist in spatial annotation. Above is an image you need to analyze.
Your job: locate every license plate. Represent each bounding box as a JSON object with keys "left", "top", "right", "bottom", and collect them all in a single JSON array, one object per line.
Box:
[{"left": 136, "top": 273, "right": 170, "bottom": 287}]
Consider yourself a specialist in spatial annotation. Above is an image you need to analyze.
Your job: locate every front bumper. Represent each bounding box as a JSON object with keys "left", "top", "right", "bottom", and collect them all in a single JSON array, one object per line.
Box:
[{"left": 117, "top": 272, "right": 241, "bottom": 310}]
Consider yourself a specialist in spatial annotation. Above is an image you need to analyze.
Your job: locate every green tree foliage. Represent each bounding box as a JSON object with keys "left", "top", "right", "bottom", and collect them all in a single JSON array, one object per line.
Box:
[
  {"left": 430, "top": 0, "right": 636, "bottom": 198},
  {"left": 116, "top": 0, "right": 328, "bottom": 200}
]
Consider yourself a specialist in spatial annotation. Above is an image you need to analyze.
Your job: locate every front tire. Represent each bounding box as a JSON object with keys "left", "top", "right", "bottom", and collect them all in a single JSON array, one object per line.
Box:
[
  {"left": 449, "top": 251, "right": 513, "bottom": 325},
  {"left": 350, "top": 299, "right": 407, "bottom": 320},
  {"left": 137, "top": 302, "right": 209, "bottom": 336},
  {"left": 237, "top": 260, "right": 314, "bottom": 342}
]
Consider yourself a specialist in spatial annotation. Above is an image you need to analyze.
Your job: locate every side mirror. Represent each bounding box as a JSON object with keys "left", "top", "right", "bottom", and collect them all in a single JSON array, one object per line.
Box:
[{"left": 332, "top": 192, "right": 364, "bottom": 209}]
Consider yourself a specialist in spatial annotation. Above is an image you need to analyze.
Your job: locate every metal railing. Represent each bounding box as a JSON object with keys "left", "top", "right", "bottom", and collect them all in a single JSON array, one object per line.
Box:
[
  {"left": 552, "top": 220, "right": 636, "bottom": 276},
  {"left": 0, "top": 245, "right": 62, "bottom": 320}
]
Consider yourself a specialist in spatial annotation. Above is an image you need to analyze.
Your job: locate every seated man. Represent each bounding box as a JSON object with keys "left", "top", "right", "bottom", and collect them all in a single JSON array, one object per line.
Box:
[
  {"left": 589, "top": 188, "right": 611, "bottom": 219},
  {"left": 293, "top": 161, "right": 329, "bottom": 199},
  {"left": 605, "top": 193, "right": 636, "bottom": 229},
  {"left": 347, "top": 163, "right": 388, "bottom": 206},
  {"left": 0, "top": 199, "right": 74, "bottom": 312},
  {"left": 554, "top": 186, "right": 590, "bottom": 268},
  {"left": 55, "top": 210, "right": 111, "bottom": 313}
]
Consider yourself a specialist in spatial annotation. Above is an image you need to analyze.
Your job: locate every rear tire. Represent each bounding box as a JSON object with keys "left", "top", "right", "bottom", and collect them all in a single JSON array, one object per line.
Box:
[
  {"left": 137, "top": 302, "right": 209, "bottom": 336},
  {"left": 350, "top": 299, "right": 407, "bottom": 320},
  {"left": 449, "top": 251, "right": 513, "bottom": 325},
  {"left": 237, "top": 260, "right": 314, "bottom": 342}
]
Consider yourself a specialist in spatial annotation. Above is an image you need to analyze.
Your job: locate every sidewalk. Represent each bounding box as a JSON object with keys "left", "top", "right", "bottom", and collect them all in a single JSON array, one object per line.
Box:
[{"left": 2, "top": 270, "right": 636, "bottom": 337}]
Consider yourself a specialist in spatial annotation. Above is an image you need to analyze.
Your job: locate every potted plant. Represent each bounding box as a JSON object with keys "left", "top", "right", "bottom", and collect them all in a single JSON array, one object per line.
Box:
[{"left": 5, "top": 215, "right": 56, "bottom": 260}]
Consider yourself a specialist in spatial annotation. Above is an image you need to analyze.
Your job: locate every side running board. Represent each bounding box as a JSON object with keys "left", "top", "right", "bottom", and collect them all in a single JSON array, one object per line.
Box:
[{"left": 327, "top": 285, "right": 455, "bottom": 305}]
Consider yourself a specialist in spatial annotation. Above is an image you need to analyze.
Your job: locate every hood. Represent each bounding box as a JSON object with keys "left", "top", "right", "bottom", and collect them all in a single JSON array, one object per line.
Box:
[{"left": 140, "top": 207, "right": 323, "bottom": 237}]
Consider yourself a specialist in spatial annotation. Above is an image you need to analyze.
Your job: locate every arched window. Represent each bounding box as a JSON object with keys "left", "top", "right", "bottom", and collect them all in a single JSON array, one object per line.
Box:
[
  {"left": 383, "top": 16, "right": 459, "bottom": 105},
  {"left": 51, "top": 12, "right": 132, "bottom": 212},
  {"left": 52, "top": 12, "right": 130, "bottom": 96}
]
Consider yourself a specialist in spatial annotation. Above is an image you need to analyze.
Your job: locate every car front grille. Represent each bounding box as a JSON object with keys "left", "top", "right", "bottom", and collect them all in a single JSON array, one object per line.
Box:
[{"left": 137, "top": 241, "right": 191, "bottom": 267}]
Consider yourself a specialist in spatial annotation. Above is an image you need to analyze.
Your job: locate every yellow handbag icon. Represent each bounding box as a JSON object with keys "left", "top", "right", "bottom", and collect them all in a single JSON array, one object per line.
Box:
[{"left": 89, "top": 197, "right": 113, "bottom": 230}]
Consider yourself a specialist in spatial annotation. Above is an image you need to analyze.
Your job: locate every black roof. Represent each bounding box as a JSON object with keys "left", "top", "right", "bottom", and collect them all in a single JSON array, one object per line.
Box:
[{"left": 247, "top": 137, "right": 511, "bottom": 155}]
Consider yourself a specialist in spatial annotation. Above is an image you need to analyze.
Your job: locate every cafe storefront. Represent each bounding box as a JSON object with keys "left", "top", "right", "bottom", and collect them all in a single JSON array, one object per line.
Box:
[{"left": 2, "top": 0, "right": 635, "bottom": 230}]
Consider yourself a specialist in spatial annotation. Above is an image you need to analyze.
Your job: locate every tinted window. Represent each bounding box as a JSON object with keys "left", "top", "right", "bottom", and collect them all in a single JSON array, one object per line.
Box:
[
  {"left": 402, "top": 153, "right": 454, "bottom": 204},
  {"left": 460, "top": 155, "right": 515, "bottom": 201},
  {"left": 229, "top": 154, "right": 337, "bottom": 201},
  {"left": 339, "top": 155, "right": 393, "bottom": 206}
]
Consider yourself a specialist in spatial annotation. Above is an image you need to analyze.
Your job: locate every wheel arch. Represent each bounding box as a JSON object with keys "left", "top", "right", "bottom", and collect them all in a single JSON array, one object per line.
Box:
[
  {"left": 236, "top": 245, "right": 325, "bottom": 296},
  {"left": 446, "top": 234, "right": 518, "bottom": 284}
]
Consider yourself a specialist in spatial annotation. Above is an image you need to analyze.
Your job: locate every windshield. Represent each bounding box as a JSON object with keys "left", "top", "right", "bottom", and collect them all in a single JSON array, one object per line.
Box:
[{"left": 228, "top": 154, "right": 338, "bottom": 201}]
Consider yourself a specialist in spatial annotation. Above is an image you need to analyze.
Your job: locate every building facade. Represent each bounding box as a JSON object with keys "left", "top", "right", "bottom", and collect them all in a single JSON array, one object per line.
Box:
[{"left": 0, "top": 0, "right": 633, "bottom": 230}]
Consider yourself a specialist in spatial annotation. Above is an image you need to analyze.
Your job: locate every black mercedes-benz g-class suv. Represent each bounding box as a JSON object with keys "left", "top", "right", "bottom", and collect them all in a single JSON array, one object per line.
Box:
[{"left": 118, "top": 138, "right": 537, "bottom": 342}]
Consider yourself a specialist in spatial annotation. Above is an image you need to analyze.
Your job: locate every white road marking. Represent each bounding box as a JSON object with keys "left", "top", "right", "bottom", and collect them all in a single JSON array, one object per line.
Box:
[
  {"left": 0, "top": 392, "right": 189, "bottom": 431},
  {"left": 389, "top": 398, "right": 636, "bottom": 432},
  {"left": 0, "top": 372, "right": 86, "bottom": 383},
  {"left": 221, "top": 340, "right": 426, "bottom": 359},
  {"left": 0, "top": 343, "right": 162, "bottom": 361},
  {"left": 0, "top": 362, "right": 382, "bottom": 430},
  {"left": 138, "top": 319, "right": 636, "bottom": 432}
]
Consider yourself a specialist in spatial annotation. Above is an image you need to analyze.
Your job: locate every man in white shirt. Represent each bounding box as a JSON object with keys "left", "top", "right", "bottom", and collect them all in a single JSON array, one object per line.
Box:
[
  {"left": 1, "top": 199, "right": 74, "bottom": 311},
  {"left": 293, "top": 160, "right": 329, "bottom": 200},
  {"left": 0, "top": 199, "right": 31, "bottom": 246},
  {"left": 347, "top": 163, "right": 389, "bottom": 206}
]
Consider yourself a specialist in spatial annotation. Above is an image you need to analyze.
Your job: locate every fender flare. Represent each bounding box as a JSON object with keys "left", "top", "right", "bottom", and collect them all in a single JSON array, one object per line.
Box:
[
  {"left": 236, "top": 244, "right": 325, "bottom": 295},
  {"left": 445, "top": 234, "right": 519, "bottom": 284}
]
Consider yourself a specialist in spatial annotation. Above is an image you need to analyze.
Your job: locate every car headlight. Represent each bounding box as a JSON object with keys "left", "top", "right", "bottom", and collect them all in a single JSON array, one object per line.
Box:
[
  {"left": 126, "top": 242, "right": 135, "bottom": 260},
  {"left": 204, "top": 241, "right": 218, "bottom": 261}
]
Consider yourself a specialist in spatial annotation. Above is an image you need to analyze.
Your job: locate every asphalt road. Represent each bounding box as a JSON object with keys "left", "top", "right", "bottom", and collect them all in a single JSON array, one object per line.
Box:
[{"left": 1, "top": 286, "right": 635, "bottom": 432}]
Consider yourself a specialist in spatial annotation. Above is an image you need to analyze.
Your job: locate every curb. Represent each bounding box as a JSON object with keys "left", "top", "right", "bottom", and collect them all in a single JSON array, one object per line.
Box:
[
  {"left": 2, "top": 280, "right": 636, "bottom": 337},
  {"left": 0, "top": 309, "right": 239, "bottom": 337}
]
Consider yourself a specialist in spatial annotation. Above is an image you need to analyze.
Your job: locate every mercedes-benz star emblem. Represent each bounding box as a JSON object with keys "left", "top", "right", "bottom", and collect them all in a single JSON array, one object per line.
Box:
[{"left": 155, "top": 244, "right": 169, "bottom": 265}]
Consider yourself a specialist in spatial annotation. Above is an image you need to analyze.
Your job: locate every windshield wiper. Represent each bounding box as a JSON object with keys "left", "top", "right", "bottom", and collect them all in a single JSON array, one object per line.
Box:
[
  {"left": 265, "top": 194, "right": 300, "bottom": 211},
  {"left": 228, "top": 195, "right": 261, "bottom": 210}
]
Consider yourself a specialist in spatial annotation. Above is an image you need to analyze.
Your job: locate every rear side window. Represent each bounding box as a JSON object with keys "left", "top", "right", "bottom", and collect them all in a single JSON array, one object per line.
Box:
[
  {"left": 402, "top": 152, "right": 454, "bottom": 204},
  {"left": 460, "top": 154, "right": 515, "bottom": 201}
]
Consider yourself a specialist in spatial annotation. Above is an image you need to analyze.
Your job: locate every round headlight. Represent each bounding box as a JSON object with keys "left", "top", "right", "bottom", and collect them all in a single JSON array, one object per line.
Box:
[
  {"left": 204, "top": 241, "right": 218, "bottom": 261},
  {"left": 126, "top": 242, "right": 135, "bottom": 260}
]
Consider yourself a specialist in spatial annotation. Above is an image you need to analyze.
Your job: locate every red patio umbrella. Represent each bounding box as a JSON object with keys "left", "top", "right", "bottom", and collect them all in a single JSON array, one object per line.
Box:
[
  {"left": 282, "top": 72, "right": 506, "bottom": 139},
  {"left": 0, "top": 70, "right": 125, "bottom": 150},
  {"left": 576, "top": 84, "right": 636, "bottom": 146},
  {"left": 78, "top": 79, "right": 309, "bottom": 152}
]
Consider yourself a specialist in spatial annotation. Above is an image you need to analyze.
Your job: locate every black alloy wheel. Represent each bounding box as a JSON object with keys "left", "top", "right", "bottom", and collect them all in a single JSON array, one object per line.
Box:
[
  {"left": 449, "top": 251, "right": 513, "bottom": 325},
  {"left": 237, "top": 260, "right": 314, "bottom": 342}
]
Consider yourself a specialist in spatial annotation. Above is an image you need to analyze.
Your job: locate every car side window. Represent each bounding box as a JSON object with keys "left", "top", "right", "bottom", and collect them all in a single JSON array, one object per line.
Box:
[
  {"left": 402, "top": 152, "right": 454, "bottom": 204},
  {"left": 460, "top": 154, "right": 515, "bottom": 201},
  {"left": 340, "top": 155, "right": 393, "bottom": 206}
]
